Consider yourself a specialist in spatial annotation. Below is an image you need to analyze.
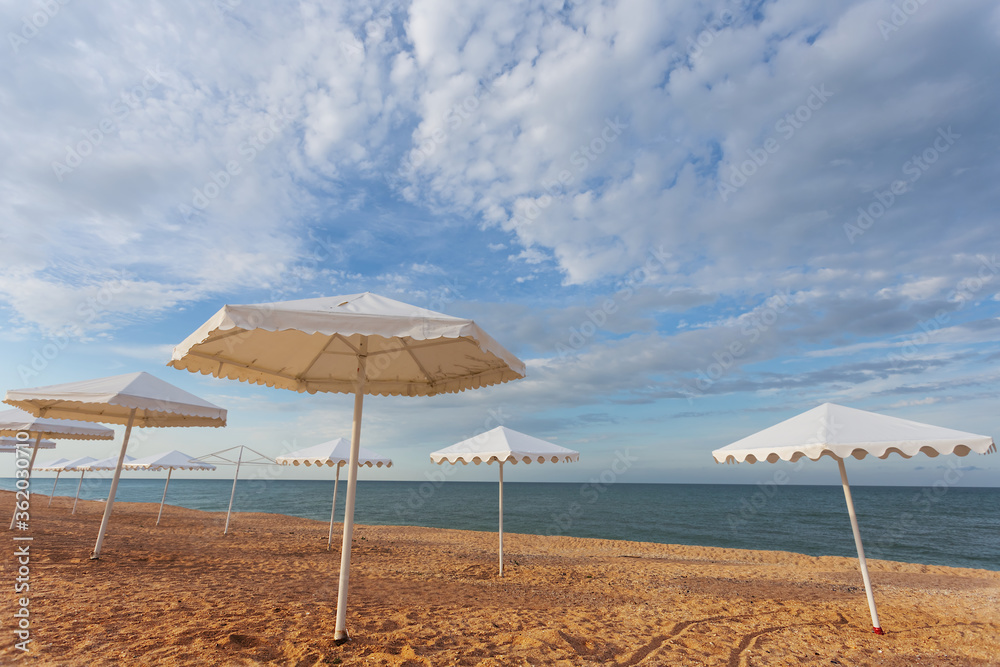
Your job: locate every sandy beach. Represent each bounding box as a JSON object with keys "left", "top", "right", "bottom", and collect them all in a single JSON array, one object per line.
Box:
[{"left": 2, "top": 490, "right": 998, "bottom": 666}]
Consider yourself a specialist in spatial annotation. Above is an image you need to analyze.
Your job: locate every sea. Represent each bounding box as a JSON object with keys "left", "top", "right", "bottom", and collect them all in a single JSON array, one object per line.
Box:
[{"left": 4, "top": 477, "right": 998, "bottom": 571}]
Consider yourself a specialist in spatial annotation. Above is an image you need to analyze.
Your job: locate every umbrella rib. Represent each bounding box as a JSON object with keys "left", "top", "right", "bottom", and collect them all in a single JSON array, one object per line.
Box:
[
  {"left": 402, "top": 342, "right": 438, "bottom": 388},
  {"left": 182, "top": 350, "right": 304, "bottom": 385},
  {"left": 203, "top": 328, "right": 253, "bottom": 344},
  {"left": 298, "top": 335, "right": 349, "bottom": 383}
]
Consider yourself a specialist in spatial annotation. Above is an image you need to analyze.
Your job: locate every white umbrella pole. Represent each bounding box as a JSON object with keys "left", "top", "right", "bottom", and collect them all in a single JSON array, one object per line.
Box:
[
  {"left": 499, "top": 461, "right": 504, "bottom": 577},
  {"left": 224, "top": 447, "right": 244, "bottom": 535},
  {"left": 328, "top": 465, "right": 340, "bottom": 551},
  {"left": 92, "top": 408, "right": 137, "bottom": 560},
  {"left": 72, "top": 472, "right": 85, "bottom": 515},
  {"left": 45, "top": 471, "right": 62, "bottom": 508},
  {"left": 26, "top": 432, "right": 43, "bottom": 476},
  {"left": 334, "top": 351, "right": 367, "bottom": 643},
  {"left": 838, "top": 458, "right": 883, "bottom": 634},
  {"left": 156, "top": 469, "right": 173, "bottom": 526}
]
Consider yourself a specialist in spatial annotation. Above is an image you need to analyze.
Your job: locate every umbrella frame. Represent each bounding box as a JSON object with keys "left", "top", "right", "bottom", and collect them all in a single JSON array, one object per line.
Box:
[{"left": 194, "top": 446, "right": 274, "bottom": 535}]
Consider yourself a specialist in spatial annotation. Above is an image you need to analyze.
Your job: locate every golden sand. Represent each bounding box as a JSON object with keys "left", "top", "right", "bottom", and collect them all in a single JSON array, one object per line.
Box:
[{"left": 2, "top": 490, "right": 998, "bottom": 666}]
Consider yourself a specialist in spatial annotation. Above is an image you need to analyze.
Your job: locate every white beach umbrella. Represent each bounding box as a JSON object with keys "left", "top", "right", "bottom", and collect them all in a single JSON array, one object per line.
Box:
[
  {"left": 122, "top": 450, "right": 217, "bottom": 526},
  {"left": 4, "top": 371, "right": 226, "bottom": 558},
  {"left": 712, "top": 402, "right": 996, "bottom": 635},
  {"left": 0, "top": 407, "right": 115, "bottom": 528},
  {"left": 430, "top": 426, "right": 579, "bottom": 577},
  {"left": 169, "top": 291, "right": 524, "bottom": 642},
  {"left": 32, "top": 457, "right": 70, "bottom": 469},
  {"left": 0, "top": 436, "right": 57, "bottom": 450},
  {"left": 37, "top": 456, "right": 99, "bottom": 512},
  {"left": 276, "top": 438, "right": 392, "bottom": 550}
]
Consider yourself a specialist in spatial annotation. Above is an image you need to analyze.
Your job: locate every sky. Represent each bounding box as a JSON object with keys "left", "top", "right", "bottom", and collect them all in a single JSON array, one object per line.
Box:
[{"left": 1, "top": 0, "right": 998, "bottom": 488}]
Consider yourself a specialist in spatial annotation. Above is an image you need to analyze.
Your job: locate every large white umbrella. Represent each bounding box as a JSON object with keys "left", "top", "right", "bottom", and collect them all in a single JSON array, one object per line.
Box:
[
  {"left": 430, "top": 426, "right": 579, "bottom": 576},
  {"left": 169, "top": 291, "right": 524, "bottom": 642},
  {"left": 712, "top": 402, "right": 996, "bottom": 635},
  {"left": 36, "top": 456, "right": 99, "bottom": 512},
  {"left": 4, "top": 371, "right": 226, "bottom": 558},
  {"left": 122, "top": 450, "right": 217, "bottom": 525},
  {"left": 276, "top": 438, "right": 392, "bottom": 550},
  {"left": 0, "top": 407, "right": 115, "bottom": 528}
]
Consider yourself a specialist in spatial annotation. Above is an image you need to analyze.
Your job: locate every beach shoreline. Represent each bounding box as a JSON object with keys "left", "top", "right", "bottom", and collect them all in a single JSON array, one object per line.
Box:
[{"left": 2, "top": 490, "right": 998, "bottom": 666}]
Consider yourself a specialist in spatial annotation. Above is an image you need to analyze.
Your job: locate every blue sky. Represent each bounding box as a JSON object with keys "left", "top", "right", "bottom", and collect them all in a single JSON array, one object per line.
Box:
[{"left": 2, "top": 0, "right": 998, "bottom": 487}]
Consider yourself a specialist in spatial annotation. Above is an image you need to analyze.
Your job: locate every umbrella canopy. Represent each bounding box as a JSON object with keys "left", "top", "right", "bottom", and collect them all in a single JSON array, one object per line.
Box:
[
  {"left": 168, "top": 292, "right": 524, "bottom": 396},
  {"left": 0, "top": 437, "right": 56, "bottom": 450},
  {"left": 4, "top": 372, "right": 226, "bottom": 427},
  {"left": 277, "top": 438, "right": 392, "bottom": 550},
  {"left": 275, "top": 439, "right": 393, "bottom": 468},
  {"left": 713, "top": 403, "right": 996, "bottom": 464},
  {"left": 32, "top": 457, "right": 70, "bottom": 470},
  {"left": 80, "top": 454, "right": 137, "bottom": 471},
  {"left": 0, "top": 407, "right": 116, "bottom": 439},
  {"left": 169, "top": 291, "right": 525, "bottom": 642},
  {"left": 38, "top": 456, "right": 98, "bottom": 472},
  {"left": 430, "top": 426, "right": 579, "bottom": 576},
  {"left": 711, "top": 402, "right": 996, "bottom": 635},
  {"left": 124, "top": 449, "right": 218, "bottom": 471},
  {"left": 4, "top": 371, "right": 226, "bottom": 558},
  {"left": 123, "top": 450, "right": 216, "bottom": 525}
]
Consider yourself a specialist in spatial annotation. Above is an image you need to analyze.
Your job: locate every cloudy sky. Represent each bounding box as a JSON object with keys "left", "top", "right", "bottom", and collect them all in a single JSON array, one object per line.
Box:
[{"left": 2, "top": 0, "right": 998, "bottom": 487}]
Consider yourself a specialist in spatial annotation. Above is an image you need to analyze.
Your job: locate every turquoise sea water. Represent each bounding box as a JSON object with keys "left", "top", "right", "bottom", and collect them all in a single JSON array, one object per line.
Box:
[{"left": 4, "top": 477, "right": 998, "bottom": 571}]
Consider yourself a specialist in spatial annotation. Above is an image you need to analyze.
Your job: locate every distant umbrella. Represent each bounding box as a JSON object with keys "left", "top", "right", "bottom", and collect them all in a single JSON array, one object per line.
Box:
[
  {"left": 123, "top": 450, "right": 217, "bottom": 525},
  {"left": 0, "top": 436, "right": 56, "bottom": 450},
  {"left": 276, "top": 438, "right": 392, "bottom": 550},
  {"left": 430, "top": 426, "right": 579, "bottom": 577},
  {"left": 36, "top": 456, "right": 99, "bottom": 512}
]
